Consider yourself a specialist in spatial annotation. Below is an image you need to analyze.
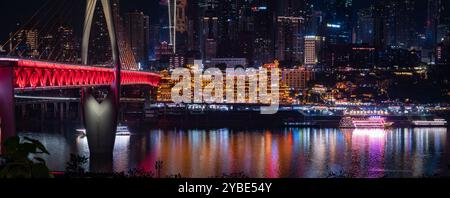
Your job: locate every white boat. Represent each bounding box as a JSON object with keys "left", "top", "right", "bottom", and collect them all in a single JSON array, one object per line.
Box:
[
  {"left": 75, "top": 125, "right": 131, "bottom": 136},
  {"left": 411, "top": 119, "right": 447, "bottom": 127},
  {"left": 116, "top": 125, "right": 131, "bottom": 136},
  {"left": 340, "top": 116, "right": 393, "bottom": 128}
]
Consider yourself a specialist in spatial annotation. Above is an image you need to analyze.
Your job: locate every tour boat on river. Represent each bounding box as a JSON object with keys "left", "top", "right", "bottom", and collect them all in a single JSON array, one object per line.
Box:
[{"left": 340, "top": 116, "right": 393, "bottom": 128}]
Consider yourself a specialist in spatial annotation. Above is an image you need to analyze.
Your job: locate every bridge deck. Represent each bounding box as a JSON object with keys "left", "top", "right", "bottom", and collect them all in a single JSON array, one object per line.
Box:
[{"left": 0, "top": 58, "right": 161, "bottom": 91}]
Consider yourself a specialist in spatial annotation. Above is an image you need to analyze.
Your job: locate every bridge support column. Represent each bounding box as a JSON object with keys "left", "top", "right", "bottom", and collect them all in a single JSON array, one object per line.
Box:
[
  {"left": 21, "top": 104, "right": 26, "bottom": 118},
  {"left": 53, "top": 102, "right": 58, "bottom": 119},
  {"left": 60, "top": 102, "right": 65, "bottom": 121},
  {"left": 82, "top": 88, "right": 118, "bottom": 173},
  {"left": 78, "top": 102, "right": 82, "bottom": 122},
  {"left": 40, "top": 104, "right": 46, "bottom": 121},
  {"left": 66, "top": 102, "right": 70, "bottom": 120},
  {"left": 82, "top": 0, "right": 120, "bottom": 173},
  {"left": 0, "top": 62, "right": 16, "bottom": 153}
]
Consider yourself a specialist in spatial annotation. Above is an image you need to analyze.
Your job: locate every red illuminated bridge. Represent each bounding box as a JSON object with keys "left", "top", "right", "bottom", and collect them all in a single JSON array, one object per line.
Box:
[
  {"left": 0, "top": 57, "right": 161, "bottom": 91},
  {"left": 0, "top": 57, "right": 162, "bottom": 148}
]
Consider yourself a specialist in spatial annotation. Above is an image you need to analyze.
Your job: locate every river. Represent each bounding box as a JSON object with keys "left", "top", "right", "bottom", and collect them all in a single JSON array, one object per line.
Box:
[{"left": 18, "top": 125, "right": 450, "bottom": 178}]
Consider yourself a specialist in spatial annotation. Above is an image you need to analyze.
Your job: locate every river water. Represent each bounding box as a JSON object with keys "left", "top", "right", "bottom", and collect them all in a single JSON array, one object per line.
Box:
[{"left": 18, "top": 126, "right": 450, "bottom": 178}]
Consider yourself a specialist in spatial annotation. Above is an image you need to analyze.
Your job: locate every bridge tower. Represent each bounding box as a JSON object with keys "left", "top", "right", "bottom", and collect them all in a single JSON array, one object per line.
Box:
[{"left": 81, "top": 0, "right": 121, "bottom": 166}]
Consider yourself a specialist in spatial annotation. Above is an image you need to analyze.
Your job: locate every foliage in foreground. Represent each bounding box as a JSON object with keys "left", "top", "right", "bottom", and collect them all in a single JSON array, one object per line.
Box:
[{"left": 0, "top": 136, "right": 52, "bottom": 178}]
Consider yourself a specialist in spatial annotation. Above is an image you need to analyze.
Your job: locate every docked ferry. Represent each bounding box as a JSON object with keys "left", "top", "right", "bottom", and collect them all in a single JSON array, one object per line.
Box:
[
  {"left": 75, "top": 125, "right": 131, "bottom": 136},
  {"left": 411, "top": 119, "right": 447, "bottom": 127},
  {"left": 340, "top": 116, "right": 393, "bottom": 128}
]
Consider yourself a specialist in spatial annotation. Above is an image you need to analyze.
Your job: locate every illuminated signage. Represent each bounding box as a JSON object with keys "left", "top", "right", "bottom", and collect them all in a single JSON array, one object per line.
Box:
[{"left": 326, "top": 23, "right": 341, "bottom": 28}]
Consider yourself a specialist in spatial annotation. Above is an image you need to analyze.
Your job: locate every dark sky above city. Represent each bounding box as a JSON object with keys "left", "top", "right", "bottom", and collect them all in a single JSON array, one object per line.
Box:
[
  {"left": 0, "top": 0, "right": 427, "bottom": 44},
  {"left": 0, "top": 0, "right": 159, "bottom": 41}
]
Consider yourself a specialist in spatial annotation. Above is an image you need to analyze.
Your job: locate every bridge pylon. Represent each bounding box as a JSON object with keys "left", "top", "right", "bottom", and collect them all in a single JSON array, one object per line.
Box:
[{"left": 81, "top": 0, "right": 121, "bottom": 169}]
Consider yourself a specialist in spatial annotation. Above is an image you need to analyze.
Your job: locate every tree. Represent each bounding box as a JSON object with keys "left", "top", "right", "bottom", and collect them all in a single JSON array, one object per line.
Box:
[{"left": 0, "top": 136, "right": 52, "bottom": 178}]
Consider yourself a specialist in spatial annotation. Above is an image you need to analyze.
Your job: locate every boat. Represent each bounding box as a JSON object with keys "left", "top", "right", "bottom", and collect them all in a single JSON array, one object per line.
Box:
[
  {"left": 75, "top": 124, "right": 131, "bottom": 136},
  {"left": 116, "top": 125, "right": 131, "bottom": 136},
  {"left": 340, "top": 116, "right": 393, "bottom": 128},
  {"left": 411, "top": 119, "right": 447, "bottom": 127}
]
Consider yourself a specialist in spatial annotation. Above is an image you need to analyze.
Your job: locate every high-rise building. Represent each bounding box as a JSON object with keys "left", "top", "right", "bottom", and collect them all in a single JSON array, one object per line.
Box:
[
  {"left": 322, "top": 0, "right": 353, "bottom": 45},
  {"left": 215, "top": 0, "right": 240, "bottom": 58},
  {"left": 204, "top": 38, "right": 217, "bottom": 60},
  {"left": 356, "top": 7, "right": 375, "bottom": 45},
  {"left": 155, "top": 41, "right": 174, "bottom": 62},
  {"left": 167, "top": 0, "right": 188, "bottom": 54},
  {"left": 124, "top": 11, "right": 149, "bottom": 65},
  {"left": 275, "top": 16, "right": 304, "bottom": 63},
  {"left": 201, "top": 8, "right": 219, "bottom": 60},
  {"left": 112, "top": 0, "right": 139, "bottom": 70},
  {"left": 374, "top": 1, "right": 387, "bottom": 48},
  {"left": 386, "top": 0, "right": 416, "bottom": 48},
  {"left": 278, "top": 0, "right": 307, "bottom": 17},
  {"left": 426, "top": 0, "right": 439, "bottom": 48},
  {"left": 149, "top": 24, "right": 161, "bottom": 60},
  {"left": 373, "top": 0, "right": 417, "bottom": 49},
  {"left": 252, "top": 0, "right": 276, "bottom": 66},
  {"left": 25, "top": 29, "right": 39, "bottom": 57},
  {"left": 304, "top": 36, "right": 323, "bottom": 67},
  {"left": 57, "top": 26, "right": 78, "bottom": 63},
  {"left": 169, "top": 54, "right": 185, "bottom": 69},
  {"left": 437, "top": 0, "right": 450, "bottom": 43},
  {"left": 281, "top": 67, "right": 315, "bottom": 92},
  {"left": 144, "top": 16, "right": 150, "bottom": 63},
  {"left": 186, "top": 0, "right": 201, "bottom": 53},
  {"left": 89, "top": 2, "right": 113, "bottom": 65}
]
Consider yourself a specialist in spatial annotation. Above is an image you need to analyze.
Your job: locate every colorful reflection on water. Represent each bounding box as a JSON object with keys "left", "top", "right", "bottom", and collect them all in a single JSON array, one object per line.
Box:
[{"left": 20, "top": 127, "right": 449, "bottom": 178}]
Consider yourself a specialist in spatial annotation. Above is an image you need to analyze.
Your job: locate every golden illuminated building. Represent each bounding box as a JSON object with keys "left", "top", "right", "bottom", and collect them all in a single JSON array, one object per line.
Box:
[
  {"left": 281, "top": 66, "right": 315, "bottom": 91},
  {"left": 157, "top": 61, "right": 292, "bottom": 104},
  {"left": 157, "top": 70, "right": 176, "bottom": 102}
]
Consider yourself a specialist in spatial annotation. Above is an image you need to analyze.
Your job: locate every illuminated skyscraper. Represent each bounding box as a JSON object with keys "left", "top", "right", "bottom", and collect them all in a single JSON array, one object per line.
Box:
[
  {"left": 168, "top": 0, "right": 188, "bottom": 54},
  {"left": 89, "top": 2, "right": 112, "bottom": 65},
  {"left": 276, "top": 16, "right": 304, "bottom": 63},
  {"left": 252, "top": 0, "right": 276, "bottom": 66},
  {"left": 168, "top": 0, "right": 176, "bottom": 53},
  {"left": 304, "top": 36, "right": 323, "bottom": 67},
  {"left": 323, "top": 0, "right": 353, "bottom": 45},
  {"left": 25, "top": 29, "right": 39, "bottom": 57},
  {"left": 124, "top": 11, "right": 149, "bottom": 65}
]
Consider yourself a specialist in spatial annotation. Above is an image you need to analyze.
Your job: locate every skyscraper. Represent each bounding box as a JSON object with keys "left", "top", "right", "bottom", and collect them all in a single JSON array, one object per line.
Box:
[
  {"left": 276, "top": 16, "right": 304, "bottom": 64},
  {"left": 167, "top": 0, "right": 188, "bottom": 54},
  {"left": 278, "top": 0, "right": 307, "bottom": 17},
  {"left": 56, "top": 26, "right": 78, "bottom": 63},
  {"left": 186, "top": 0, "right": 201, "bottom": 53},
  {"left": 25, "top": 29, "right": 39, "bottom": 57},
  {"left": 216, "top": 0, "right": 240, "bottom": 58},
  {"left": 149, "top": 24, "right": 161, "bottom": 60},
  {"left": 89, "top": 2, "right": 113, "bottom": 65},
  {"left": 356, "top": 7, "right": 374, "bottom": 45},
  {"left": 124, "top": 11, "right": 149, "bottom": 65},
  {"left": 437, "top": 0, "right": 450, "bottom": 43},
  {"left": 385, "top": 0, "right": 416, "bottom": 48},
  {"left": 322, "top": 0, "right": 353, "bottom": 45},
  {"left": 252, "top": 0, "right": 276, "bottom": 66},
  {"left": 304, "top": 36, "right": 323, "bottom": 67}
]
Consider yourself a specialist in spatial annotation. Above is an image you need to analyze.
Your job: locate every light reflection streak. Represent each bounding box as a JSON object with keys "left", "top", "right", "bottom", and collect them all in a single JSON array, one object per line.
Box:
[{"left": 18, "top": 127, "right": 448, "bottom": 178}]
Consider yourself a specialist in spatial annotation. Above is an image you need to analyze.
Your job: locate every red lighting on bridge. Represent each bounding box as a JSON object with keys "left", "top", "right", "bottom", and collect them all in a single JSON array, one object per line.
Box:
[{"left": 1, "top": 58, "right": 160, "bottom": 90}]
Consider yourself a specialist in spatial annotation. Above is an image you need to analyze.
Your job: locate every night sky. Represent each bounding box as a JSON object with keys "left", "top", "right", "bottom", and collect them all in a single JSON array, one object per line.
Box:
[
  {"left": 0, "top": 0, "right": 427, "bottom": 44},
  {"left": 0, "top": 0, "right": 160, "bottom": 41}
]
